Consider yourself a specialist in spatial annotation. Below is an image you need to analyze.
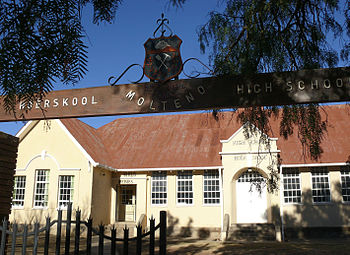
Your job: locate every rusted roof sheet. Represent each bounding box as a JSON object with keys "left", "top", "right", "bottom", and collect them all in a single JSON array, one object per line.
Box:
[
  {"left": 276, "top": 104, "right": 350, "bottom": 165},
  {"left": 60, "top": 104, "right": 350, "bottom": 169},
  {"left": 60, "top": 118, "right": 112, "bottom": 166},
  {"left": 97, "top": 112, "right": 238, "bottom": 169}
]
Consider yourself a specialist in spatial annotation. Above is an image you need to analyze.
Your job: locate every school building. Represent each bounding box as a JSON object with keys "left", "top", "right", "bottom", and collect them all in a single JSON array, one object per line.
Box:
[{"left": 9, "top": 104, "right": 350, "bottom": 240}]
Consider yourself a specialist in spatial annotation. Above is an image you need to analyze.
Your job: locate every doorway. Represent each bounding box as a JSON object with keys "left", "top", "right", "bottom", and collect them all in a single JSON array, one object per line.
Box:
[
  {"left": 118, "top": 185, "right": 136, "bottom": 222},
  {"left": 236, "top": 170, "right": 267, "bottom": 223}
]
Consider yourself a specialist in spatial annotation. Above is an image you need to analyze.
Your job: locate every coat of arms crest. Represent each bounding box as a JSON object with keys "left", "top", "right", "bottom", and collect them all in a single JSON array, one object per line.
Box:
[
  {"left": 143, "top": 35, "right": 183, "bottom": 83},
  {"left": 108, "top": 13, "right": 211, "bottom": 86}
]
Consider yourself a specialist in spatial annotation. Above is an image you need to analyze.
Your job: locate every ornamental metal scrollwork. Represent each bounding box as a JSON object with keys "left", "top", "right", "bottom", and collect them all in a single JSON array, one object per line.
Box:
[{"left": 108, "top": 13, "right": 211, "bottom": 86}]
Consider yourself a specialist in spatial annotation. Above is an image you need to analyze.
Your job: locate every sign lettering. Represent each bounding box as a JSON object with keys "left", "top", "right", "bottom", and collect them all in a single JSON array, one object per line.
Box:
[{"left": 1, "top": 67, "right": 350, "bottom": 122}]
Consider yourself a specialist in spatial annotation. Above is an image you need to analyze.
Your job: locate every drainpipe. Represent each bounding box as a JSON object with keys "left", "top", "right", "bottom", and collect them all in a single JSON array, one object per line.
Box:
[
  {"left": 219, "top": 167, "right": 224, "bottom": 233},
  {"left": 279, "top": 165, "right": 285, "bottom": 242}
]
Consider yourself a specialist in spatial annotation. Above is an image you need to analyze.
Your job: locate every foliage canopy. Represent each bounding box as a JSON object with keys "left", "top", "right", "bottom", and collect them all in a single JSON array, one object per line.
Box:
[
  {"left": 0, "top": 0, "right": 121, "bottom": 115},
  {"left": 1, "top": 0, "right": 349, "bottom": 165}
]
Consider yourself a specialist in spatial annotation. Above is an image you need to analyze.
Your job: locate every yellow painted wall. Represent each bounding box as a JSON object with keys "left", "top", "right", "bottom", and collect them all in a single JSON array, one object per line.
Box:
[
  {"left": 283, "top": 168, "right": 350, "bottom": 227},
  {"left": 146, "top": 171, "right": 221, "bottom": 230},
  {"left": 91, "top": 167, "right": 112, "bottom": 225},
  {"left": 10, "top": 120, "right": 93, "bottom": 223}
]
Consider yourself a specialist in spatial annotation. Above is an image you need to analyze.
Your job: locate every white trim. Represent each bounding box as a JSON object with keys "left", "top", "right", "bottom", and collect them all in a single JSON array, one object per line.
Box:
[
  {"left": 11, "top": 205, "right": 24, "bottom": 210},
  {"left": 60, "top": 168, "right": 81, "bottom": 171},
  {"left": 311, "top": 170, "right": 332, "bottom": 204},
  {"left": 116, "top": 166, "right": 223, "bottom": 172},
  {"left": 150, "top": 172, "right": 168, "bottom": 207},
  {"left": 220, "top": 150, "right": 280, "bottom": 155},
  {"left": 16, "top": 121, "right": 34, "bottom": 137},
  {"left": 96, "top": 163, "right": 118, "bottom": 172},
  {"left": 220, "top": 125, "right": 245, "bottom": 143},
  {"left": 202, "top": 169, "right": 221, "bottom": 206},
  {"left": 56, "top": 119, "right": 97, "bottom": 166},
  {"left": 279, "top": 166, "right": 285, "bottom": 242},
  {"left": 281, "top": 162, "right": 349, "bottom": 168},
  {"left": 176, "top": 170, "right": 194, "bottom": 206},
  {"left": 120, "top": 177, "right": 147, "bottom": 180},
  {"left": 16, "top": 153, "right": 61, "bottom": 171},
  {"left": 281, "top": 168, "right": 303, "bottom": 205},
  {"left": 219, "top": 168, "right": 224, "bottom": 232},
  {"left": 15, "top": 153, "right": 81, "bottom": 172}
]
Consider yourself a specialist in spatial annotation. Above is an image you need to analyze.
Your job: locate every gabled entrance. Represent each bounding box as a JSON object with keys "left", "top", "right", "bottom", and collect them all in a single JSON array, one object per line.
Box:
[
  {"left": 118, "top": 185, "right": 136, "bottom": 222},
  {"left": 236, "top": 171, "right": 267, "bottom": 223}
]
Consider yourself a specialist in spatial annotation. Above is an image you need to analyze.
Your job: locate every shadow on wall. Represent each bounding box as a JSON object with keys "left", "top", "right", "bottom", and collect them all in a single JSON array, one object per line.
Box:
[
  {"left": 10, "top": 195, "right": 91, "bottom": 227},
  {"left": 167, "top": 211, "right": 215, "bottom": 239},
  {"left": 271, "top": 182, "right": 350, "bottom": 240}
]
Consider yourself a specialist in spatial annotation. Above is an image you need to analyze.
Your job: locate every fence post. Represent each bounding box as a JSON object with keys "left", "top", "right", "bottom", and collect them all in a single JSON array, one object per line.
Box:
[
  {"left": 74, "top": 209, "right": 81, "bottom": 255},
  {"left": 159, "top": 211, "right": 167, "bottom": 255},
  {"left": 11, "top": 223, "right": 17, "bottom": 255},
  {"left": 136, "top": 224, "right": 142, "bottom": 255},
  {"left": 98, "top": 225, "right": 104, "bottom": 255},
  {"left": 149, "top": 216, "right": 155, "bottom": 255},
  {"left": 111, "top": 226, "right": 116, "bottom": 255},
  {"left": 0, "top": 219, "right": 8, "bottom": 255},
  {"left": 56, "top": 209, "right": 62, "bottom": 255},
  {"left": 123, "top": 226, "right": 129, "bottom": 255},
  {"left": 22, "top": 225, "right": 28, "bottom": 255},
  {"left": 65, "top": 203, "right": 72, "bottom": 255},
  {"left": 44, "top": 217, "right": 50, "bottom": 255},
  {"left": 86, "top": 218, "right": 92, "bottom": 255},
  {"left": 33, "top": 222, "right": 39, "bottom": 255}
]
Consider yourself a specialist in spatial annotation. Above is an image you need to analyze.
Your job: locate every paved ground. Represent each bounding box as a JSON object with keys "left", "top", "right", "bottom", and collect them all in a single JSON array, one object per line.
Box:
[
  {"left": 165, "top": 238, "right": 350, "bottom": 255},
  {"left": 7, "top": 235, "right": 350, "bottom": 254},
  {"left": 89, "top": 237, "right": 350, "bottom": 255}
]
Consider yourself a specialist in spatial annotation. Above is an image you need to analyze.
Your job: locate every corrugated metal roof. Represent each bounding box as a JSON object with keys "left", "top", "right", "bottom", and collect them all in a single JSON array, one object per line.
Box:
[{"left": 60, "top": 104, "right": 350, "bottom": 169}]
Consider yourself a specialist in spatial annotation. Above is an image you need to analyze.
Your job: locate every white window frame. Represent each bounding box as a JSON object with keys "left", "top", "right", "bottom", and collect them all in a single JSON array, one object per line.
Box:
[
  {"left": 340, "top": 166, "right": 350, "bottom": 203},
  {"left": 203, "top": 170, "right": 220, "bottom": 206},
  {"left": 12, "top": 176, "right": 26, "bottom": 208},
  {"left": 282, "top": 168, "right": 302, "bottom": 204},
  {"left": 33, "top": 169, "right": 50, "bottom": 208},
  {"left": 57, "top": 175, "right": 75, "bottom": 209},
  {"left": 176, "top": 170, "right": 194, "bottom": 206},
  {"left": 151, "top": 171, "right": 167, "bottom": 206},
  {"left": 311, "top": 167, "right": 331, "bottom": 204}
]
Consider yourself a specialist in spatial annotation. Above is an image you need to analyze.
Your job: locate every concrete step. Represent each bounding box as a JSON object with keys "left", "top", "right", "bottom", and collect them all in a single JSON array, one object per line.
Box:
[{"left": 227, "top": 223, "right": 276, "bottom": 241}]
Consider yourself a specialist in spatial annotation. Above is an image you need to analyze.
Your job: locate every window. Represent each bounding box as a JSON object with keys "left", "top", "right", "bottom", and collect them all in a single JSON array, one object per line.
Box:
[
  {"left": 12, "top": 176, "right": 26, "bottom": 207},
  {"left": 34, "top": 170, "right": 49, "bottom": 207},
  {"left": 282, "top": 168, "right": 302, "bottom": 204},
  {"left": 311, "top": 167, "right": 331, "bottom": 203},
  {"left": 58, "top": 175, "right": 74, "bottom": 208},
  {"left": 151, "top": 171, "right": 167, "bottom": 205},
  {"left": 203, "top": 170, "right": 220, "bottom": 204},
  {"left": 341, "top": 166, "right": 350, "bottom": 202},
  {"left": 177, "top": 170, "right": 193, "bottom": 205}
]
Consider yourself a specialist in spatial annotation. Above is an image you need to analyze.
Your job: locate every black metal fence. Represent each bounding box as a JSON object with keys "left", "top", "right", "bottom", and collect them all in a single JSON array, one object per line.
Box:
[{"left": 0, "top": 203, "right": 167, "bottom": 255}]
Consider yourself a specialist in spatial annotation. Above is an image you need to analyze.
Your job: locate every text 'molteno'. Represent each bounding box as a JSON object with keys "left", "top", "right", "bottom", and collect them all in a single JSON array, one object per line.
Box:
[{"left": 0, "top": 67, "right": 350, "bottom": 122}]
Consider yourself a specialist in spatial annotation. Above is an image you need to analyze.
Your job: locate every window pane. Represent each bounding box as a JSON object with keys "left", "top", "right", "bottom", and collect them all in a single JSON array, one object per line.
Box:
[
  {"left": 282, "top": 168, "right": 302, "bottom": 204},
  {"left": 151, "top": 171, "right": 167, "bottom": 205},
  {"left": 203, "top": 170, "right": 220, "bottom": 204},
  {"left": 177, "top": 171, "right": 193, "bottom": 204},
  {"left": 34, "top": 170, "right": 49, "bottom": 207},
  {"left": 13, "top": 176, "right": 26, "bottom": 207},
  {"left": 58, "top": 175, "right": 74, "bottom": 208},
  {"left": 311, "top": 167, "right": 330, "bottom": 203}
]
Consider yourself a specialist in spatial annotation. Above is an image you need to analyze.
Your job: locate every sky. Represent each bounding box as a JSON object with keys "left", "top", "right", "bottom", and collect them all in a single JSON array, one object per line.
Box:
[{"left": 0, "top": 0, "right": 224, "bottom": 136}]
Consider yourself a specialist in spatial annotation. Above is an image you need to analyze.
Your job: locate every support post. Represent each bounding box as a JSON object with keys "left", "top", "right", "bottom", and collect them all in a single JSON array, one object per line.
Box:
[
  {"left": 65, "top": 203, "right": 72, "bottom": 255},
  {"left": 149, "top": 216, "right": 155, "bottom": 255},
  {"left": 159, "top": 211, "right": 167, "bottom": 255},
  {"left": 123, "top": 227, "right": 129, "bottom": 255}
]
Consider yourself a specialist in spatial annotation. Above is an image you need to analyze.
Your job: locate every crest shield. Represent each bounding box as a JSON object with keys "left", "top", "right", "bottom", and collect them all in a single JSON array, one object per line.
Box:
[{"left": 144, "top": 35, "right": 183, "bottom": 82}]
